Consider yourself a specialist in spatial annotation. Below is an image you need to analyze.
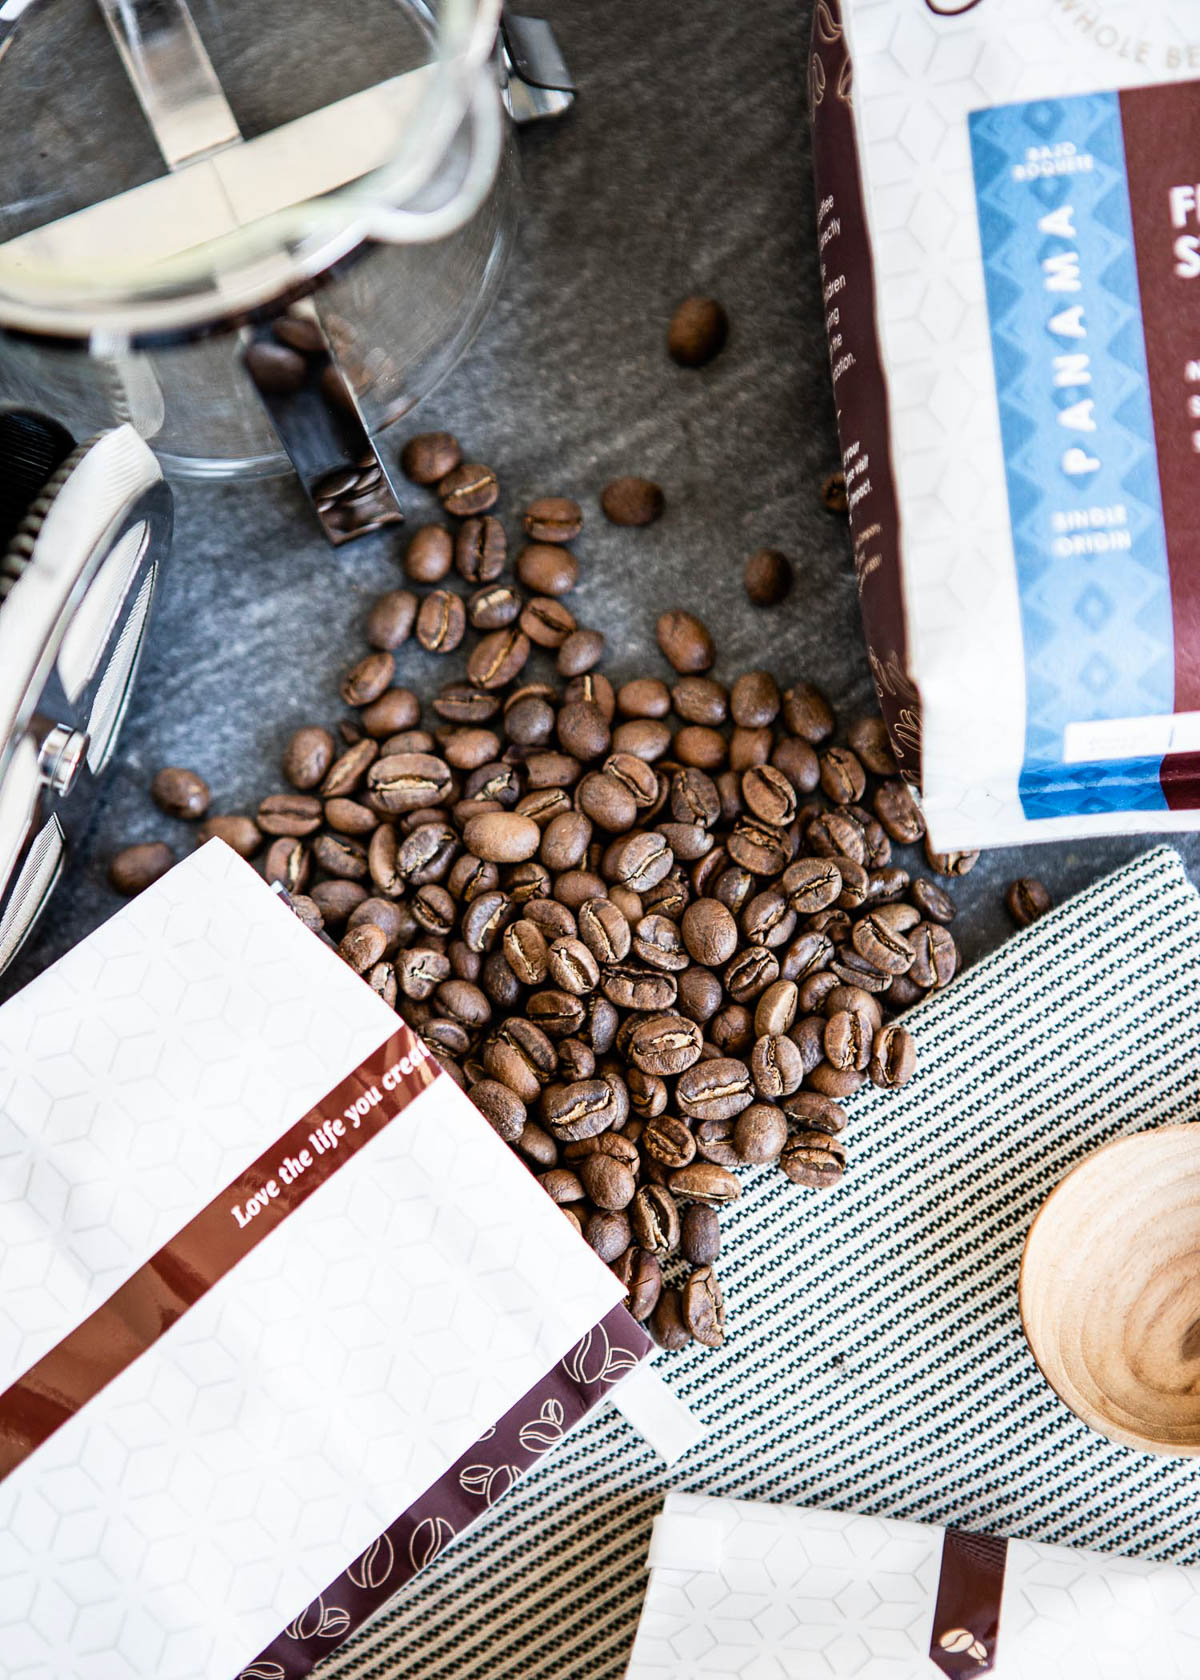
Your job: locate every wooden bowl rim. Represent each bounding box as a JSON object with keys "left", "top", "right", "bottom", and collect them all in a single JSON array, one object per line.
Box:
[{"left": 1018, "top": 1123, "right": 1200, "bottom": 1456}]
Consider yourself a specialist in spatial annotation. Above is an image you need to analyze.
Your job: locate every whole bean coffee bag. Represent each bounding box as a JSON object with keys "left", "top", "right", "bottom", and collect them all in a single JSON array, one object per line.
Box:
[
  {"left": 812, "top": 0, "right": 1200, "bottom": 846},
  {"left": 0, "top": 841, "right": 673, "bottom": 1680}
]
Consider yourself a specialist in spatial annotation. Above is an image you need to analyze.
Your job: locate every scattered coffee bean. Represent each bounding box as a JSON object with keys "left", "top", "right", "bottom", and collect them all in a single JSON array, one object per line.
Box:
[
  {"left": 151, "top": 766, "right": 211, "bottom": 820},
  {"left": 401, "top": 432, "right": 461, "bottom": 485},
  {"left": 404, "top": 525, "right": 453, "bottom": 584},
  {"left": 197, "top": 814, "right": 262, "bottom": 859},
  {"left": 109, "top": 841, "right": 174, "bottom": 895},
  {"left": 656, "top": 610, "right": 715, "bottom": 673},
  {"left": 667, "top": 296, "right": 728, "bottom": 366},
  {"left": 524, "top": 496, "right": 582, "bottom": 543},
  {"left": 1006, "top": 877, "right": 1051, "bottom": 928},
  {"left": 438, "top": 463, "right": 499, "bottom": 516},
  {"left": 744, "top": 547, "right": 794, "bottom": 607},
  {"left": 601, "top": 477, "right": 665, "bottom": 527},
  {"left": 516, "top": 543, "right": 579, "bottom": 595}
]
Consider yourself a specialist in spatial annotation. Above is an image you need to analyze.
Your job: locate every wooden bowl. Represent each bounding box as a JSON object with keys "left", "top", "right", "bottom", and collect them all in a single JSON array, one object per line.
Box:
[{"left": 1020, "top": 1125, "right": 1200, "bottom": 1453}]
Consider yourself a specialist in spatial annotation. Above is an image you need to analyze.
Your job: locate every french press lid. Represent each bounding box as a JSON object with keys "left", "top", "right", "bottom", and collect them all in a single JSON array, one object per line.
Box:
[{"left": 0, "top": 412, "right": 172, "bottom": 974}]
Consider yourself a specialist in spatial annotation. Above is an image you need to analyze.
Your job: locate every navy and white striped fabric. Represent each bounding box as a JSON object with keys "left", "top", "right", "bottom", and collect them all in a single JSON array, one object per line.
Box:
[{"left": 320, "top": 845, "right": 1200, "bottom": 1680}]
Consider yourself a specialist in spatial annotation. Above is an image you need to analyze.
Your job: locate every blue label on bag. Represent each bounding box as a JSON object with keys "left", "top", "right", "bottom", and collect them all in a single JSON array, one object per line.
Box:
[{"left": 970, "top": 92, "right": 1174, "bottom": 819}]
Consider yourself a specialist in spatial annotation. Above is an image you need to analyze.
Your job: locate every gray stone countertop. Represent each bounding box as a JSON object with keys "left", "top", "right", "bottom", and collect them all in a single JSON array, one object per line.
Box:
[{"left": 4, "top": 0, "right": 1196, "bottom": 1002}]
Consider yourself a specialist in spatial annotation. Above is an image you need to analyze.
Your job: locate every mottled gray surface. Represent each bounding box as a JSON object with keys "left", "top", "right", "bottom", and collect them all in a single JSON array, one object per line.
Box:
[{"left": 3, "top": 0, "right": 1196, "bottom": 1003}]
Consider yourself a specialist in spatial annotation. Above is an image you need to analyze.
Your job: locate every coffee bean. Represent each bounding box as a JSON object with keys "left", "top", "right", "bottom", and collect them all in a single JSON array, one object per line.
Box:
[
  {"left": 310, "top": 879, "right": 368, "bottom": 925},
  {"left": 325, "top": 798, "right": 377, "bottom": 837},
  {"left": 109, "top": 841, "right": 174, "bottom": 895},
  {"left": 847, "top": 717, "right": 896, "bottom": 776},
  {"left": 730, "top": 671, "right": 780, "bottom": 730},
  {"left": 601, "top": 476, "right": 665, "bottom": 526},
  {"left": 869, "top": 1022, "right": 916, "bottom": 1089},
  {"left": 667, "top": 296, "right": 728, "bottom": 366},
  {"left": 197, "top": 814, "right": 262, "bottom": 859},
  {"left": 245, "top": 339, "right": 307, "bottom": 394},
  {"left": 780, "top": 1130, "right": 846, "bottom": 1188},
  {"left": 669, "top": 1161, "right": 741, "bottom": 1205},
  {"left": 743, "top": 546, "right": 793, "bottom": 607},
  {"left": 548, "top": 937, "right": 601, "bottom": 995},
  {"left": 515, "top": 543, "right": 579, "bottom": 595},
  {"left": 750, "top": 1033, "right": 803, "bottom": 1099},
  {"left": 754, "top": 978, "right": 798, "bottom": 1036},
  {"left": 819, "top": 747, "right": 866, "bottom": 806},
  {"left": 1006, "top": 877, "right": 1051, "bottom": 927},
  {"left": 680, "top": 1204, "right": 720, "bottom": 1267},
  {"left": 321, "top": 737, "right": 378, "bottom": 798},
  {"left": 613, "top": 1248, "right": 662, "bottom": 1320},
  {"left": 257, "top": 793, "right": 322, "bottom": 838},
  {"left": 676, "top": 1058, "right": 754, "bottom": 1122},
  {"left": 925, "top": 840, "right": 979, "bottom": 877},
  {"left": 524, "top": 496, "right": 582, "bottom": 544},
  {"left": 416, "top": 589, "right": 467, "bottom": 653},
  {"left": 556, "top": 700, "right": 610, "bottom": 761},
  {"left": 741, "top": 765, "right": 797, "bottom": 827},
  {"left": 579, "top": 1151, "right": 637, "bottom": 1210},
  {"left": 734, "top": 1102, "right": 788, "bottom": 1164},
  {"left": 618, "top": 678, "right": 671, "bottom": 718},
  {"left": 782, "top": 682, "right": 834, "bottom": 743},
  {"left": 339, "top": 922, "right": 387, "bottom": 974},
  {"left": 656, "top": 609, "right": 714, "bottom": 673},
  {"left": 631, "top": 1183, "right": 681, "bottom": 1255},
  {"left": 601, "top": 962, "right": 677, "bottom": 1012},
  {"left": 782, "top": 857, "right": 841, "bottom": 914},
  {"left": 724, "top": 945, "right": 779, "bottom": 1002},
  {"left": 539, "top": 1168, "right": 584, "bottom": 1205},
  {"left": 455, "top": 515, "right": 506, "bottom": 584},
  {"left": 628, "top": 1012, "right": 703, "bottom": 1076},
  {"left": 727, "top": 817, "right": 790, "bottom": 875},
  {"left": 675, "top": 726, "right": 726, "bottom": 771},
  {"left": 557, "top": 629, "right": 606, "bottom": 678},
  {"left": 806, "top": 809, "right": 865, "bottom": 865},
  {"left": 282, "top": 726, "right": 336, "bottom": 791},
  {"left": 264, "top": 836, "right": 310, "bottom": 894},
  {"left": 682, "top": 1265, "right": 725, "bottom": 1348},
  {"left": 578, "top": 896, "right": 632, "bottom": 964},
  {"left": 681, "top": 898, "right": 738, "bottom": 966},
  {"left": 404, "top": 525, "right": 453, "bottom": 584},
  {"left": 907, "top": 921, "right": 957, "bottom": 989},
  {"left": 151, "top": 767, "right": 210, "bottom": 820},
  {"left": 586, "top": 1209, "right": 632, "bottom": 1263},
  {"left": 650, "top": 1287, "right": 692, "bottom": 1350},
  {"left": 672, "top": 677, "right": 728, "bottom": 726},
  {"left": 433, "top": 683, "right": 501, "bottom": 725},
  {"left": 873, "top": 779, "right": 924, "bottom": 844},
  {"left": 439, "top": 462, "right": 499, "bottom": 516},
  {"left": 463, "top": 812, "right": 540, "bottom": 863},
  {"left": 401, "top": 431, "right": 461, "bottom": 484}
]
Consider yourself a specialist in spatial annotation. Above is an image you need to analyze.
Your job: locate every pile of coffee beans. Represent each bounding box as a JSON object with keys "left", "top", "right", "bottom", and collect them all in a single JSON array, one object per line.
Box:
[{"left": 116, "top": 433, "right": 968, "bottom": 1352}]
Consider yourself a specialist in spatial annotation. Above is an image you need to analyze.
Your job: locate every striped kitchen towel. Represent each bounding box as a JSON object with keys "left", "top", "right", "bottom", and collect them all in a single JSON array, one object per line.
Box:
[{"left": 318, "top": 844, "right": 1200, "bottom": 1680}]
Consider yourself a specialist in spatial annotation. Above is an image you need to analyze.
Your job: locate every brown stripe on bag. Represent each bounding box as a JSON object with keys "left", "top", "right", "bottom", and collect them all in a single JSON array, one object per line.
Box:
[
  {"left": 929, "top": 1527, "right": 1008, "bottom": 1676},
  {"left": 0, "top": 1024, "right": 438, "bottom": 1481}
]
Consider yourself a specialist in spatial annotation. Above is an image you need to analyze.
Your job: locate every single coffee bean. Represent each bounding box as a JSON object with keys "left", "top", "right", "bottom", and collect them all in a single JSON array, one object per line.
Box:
[
  {"left": 741, "top": 764, "right": 798, "bottom": 827},
  {"left": 404, "top": 524, "right": 454, "bottom": 584},
  {"left": 726, "top": 817, "right": 790, "bottom": 875},
  {"left": 548, "top": 937, "right": 601, "bottom": 995},
  {"left": 750, "top": 1033, "right": 804, "bottom": 1099},
  {"left": 109, "top": 841, "right": 174, "bottom": 895},
  {"left": 416, "top": 588, "right": 467, "bottom": 653},
  {"left": 464, "top": 626, "right": 530, "bottom": 690},
  {"left": 611, "top": 719, "right": 672, "bottom": 762},
  {"left": 873, "top": 779, "right": 925, "bottom": 844},
  {"left": 781, "top": 857, "right": 841, "bottom": 914},
  {"left": 433, "top": 682, "right": 501, "bottom": 725},
  {"left": 744, "top": 546, "right": 794, "bottom": 606},
  {"left": 730, "top": 726, "right": 771, "bottom": 771},
  {"left": 780, "top": 1130, "right": 846, "bottom": 1188},
  {"left": 782, "top": 681, "right": 834, "bottom": 743},
  {"left": 367, "top": 753, "right": 452, "bottom": 814},
  {"left": 681, "top": 1204, "right": 720, "bottom": 1266},
  {"left": 632, "top": 913, "right": 688, "bottom": 972},
  {"left": 578, "top": 896, "right": 632, "bottom": 963},
  {"left": 516, "top": 1120, "right": 559, "bottom": 1169},
  {"left": 556, "top": 699, "right": 609, "bottom": 761},
  {"left": 870, "top": 1022, "right": 916, "bottom": 1089},
  {"left": 641, "top": 1113, "right": 697, "bottom": 1170},
  {"left": 600, "top": 961, "right": 677, "bottom": 1012},
  {"left": 462, "top": 888, "right": 513, "bottom": 953},
  {"left": 628, "top": 1012, "right": 703, "bottom": 1076},
  {"left": 669, "top": 1161, "right": 742, "bottom": 1206},
  {"left": 514, "top": 542, "right": 579, "bottom": 596},
  {"left": 771, "top": 736, "right": 821, "bottom": 796},
  {"left": 823, "top": 984, "right": 882, "bottom": 1031},
  {"left": 656, "top": 609, "right": 715, "bottom": 673},
  {"left": 601, "top": 475, "right": 665, "bottom": 526},
  {"left": 650, "top": 1287, "right": 692, "bottom": 1351},
  {"left": 824, "top": 1009, "right": 872, "bottom": 1072},
  {"left": 264, "top": 836, "right": 310, "bottom": 894},
  {"left": 618, "top": 677, "right": 671, "bottom": 718},
  {"left": 682, "top": 1265, "right": 726, "bottom": 1348},
  {"left": 847, "top": 716, "right": 897, "bottom": 776},
  {"left": 678, "top": 898, "right": 736, "bottom": 967},
  {"left": 579, "top": 1151, "right": 637, "bottom": 1210},
  {"left": 366, "top": 589, "right": 418, "bottom": 652},
  {"left": 676, "top": 1057, "right": 754, "bottom": 1122},
  {"left": 197, "top": 814, "right": 262, "bottom": 858},
  {"left": 907, "top": 921, "right": 957, "bottom": 989},
  {"left": 557, "top": 629, "right": 606, "bottom": 678},
  {"left": 439, "top": 461, "right": 499, "bottom": 516},
  {"left": 925, "top": 839, "right": 980, "bottom": 877},
  {"left": 151, "top": 766, "right": 210, "bottom": 820},
  {"left": 753, "top": 978, "right": 799, "bottom": 1037},
  {"left": 503, "top": 918, "right": 549, "bottom": 985},
  {"left": 820, "top": 747, "right": 866, "bottom": 806},
  {"left": 613, "top": 1248, "right": 663, "bottom": 1321},
  {"left": 282, "top": 726, "right": 336, "bottom": 791},
  {"left": 1006, "top": 877, "right": 1051, "bottom": 927},
  {"left": 586, "top": 1209, "right": 632, "bottom": 1263},
  {"left": 339, "top": 922, "right": 387, "bottom": 974},
  {"left": 672, "top": 677, "right": 728, "bottom": 726},
  {"left": 607, "top": 831, "right": 675, "bottom": 894},
  {"left": 709, "top": 1002, "right": 753, "bottom": 1055},
  {"left": 692, "top": 1116, "right": 739, "bottom": 1168},
  {"left": 454, "top": 514, "right": 506, "bottom": 584},
  {"left": 462, "top": 811, "right": 540, "bottom": 864},
  {"left": 309, "top": 879, "right": 368, "bottom": 925},
  {"left": 730, "top": 670, "right": 781, "bottom": 729},
  {"left": 465, "top": 1079, "right": 526, "bottom": 1143},
  {"left": 524, "top": 495, "right": 582, "bottom": 543},
  {"left": 320, "top": 737, "right": 378, "bottom": 798},
  {"left": 674, "top": 726, "right": 725, "bottom": 771},
  {"left": 245, "top": 339, "right": 307, "bottom": 394},
  {"left": 257, "top": 793, "right": 322, "bottom": 837},
  {"left": 631, "top": 1183, "right": 681, "bottom": 1254},
  {"left": 348, "top": 897, "right": 411, "bottom": 951},
  {"left": 667, "top": 295, "right": 728, "bottom": 366},
  {"left": 909, "top": 876, "right": 957, "bottom": 924},
  {"left": 538, "top": 1168, "right": 584, "bottom": 1205},
  {"left": 401, "top": 431, "right": 461, "bottom": 484},
  {"left": 805, "top": 809, "right": 866, "bottom": 866},
  {"left": 734, "top": 1102, "right": 788, "bottom": 1164}
]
